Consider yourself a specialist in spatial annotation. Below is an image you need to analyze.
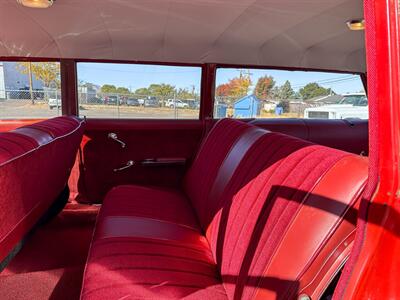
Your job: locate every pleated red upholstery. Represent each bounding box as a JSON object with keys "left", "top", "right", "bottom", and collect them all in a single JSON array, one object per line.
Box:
[
  {"left": 184, "top": 118, "right": 253, "bottom": 227},
  {"left": 0, "top": 116, "right": 85, "bottom": 263},
  {"left": 99, "top": 185, "right": 200, "bottom": 230},
  {"left": 0, "top": 132, "right": 38, "bottom": 164},
  {"left": 81, "top": 119, "right": 368, "bottom": 300}
]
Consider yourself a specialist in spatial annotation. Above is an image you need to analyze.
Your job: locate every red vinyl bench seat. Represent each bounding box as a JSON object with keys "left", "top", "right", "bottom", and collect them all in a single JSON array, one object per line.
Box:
[
  {"left": 81, "top": 119, "right": 368, "bottom": 300},
  {"left": 0, "top": 116, "right": 85, "bottom": 265}
]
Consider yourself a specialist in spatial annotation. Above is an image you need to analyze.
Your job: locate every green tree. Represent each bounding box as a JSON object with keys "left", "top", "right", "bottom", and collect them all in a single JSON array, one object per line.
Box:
[
  {"left": 299, "top": 83, "right": 334, "bottom": 100},
  {"left": 116, "top": 87, "right": 130, "bottom": 95},
  {"left": 148, "top": 84, "right": 176, "bottom": 105},
  {"left": 278, "top": 80, "right": 295, "bottom": 99},
  {"left": 176, "top": 88, "right": 196, "bottom": 100},
  {"left": 135, "top": 87, "right": 149, "bottom": 96},
  {"left": 101, "top": 84, "right": 117, "bottom": 94},
  {"left": 277, "top": 100, "right": 290, "bottom": 113},
  {"left": 254, "top": 75, "right": 275, "bottom": 100}
]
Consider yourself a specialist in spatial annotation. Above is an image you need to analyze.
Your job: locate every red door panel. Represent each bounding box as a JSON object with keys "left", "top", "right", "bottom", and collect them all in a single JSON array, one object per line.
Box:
[{"left": 79, "top": 119, "right": 204, "bottom": 203}]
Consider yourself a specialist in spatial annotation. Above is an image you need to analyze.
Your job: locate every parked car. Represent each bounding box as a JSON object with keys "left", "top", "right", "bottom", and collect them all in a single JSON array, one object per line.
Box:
[
  {"left": 304, "top": 93, "right": 368, "bottom": 119},
  {"left": 144, "top": 98, "right": 159, "bottom": 107},
  {"left": 126, "top": 98, "right": 140, "bottom": 106},
  {"left": 48, "top": 98, "right": 61, "bottom": 109},
  {"left": 104, "top": 95, "right": 119, "bottom": 105},
  {"left": 166, "top": 99, "right": 189, "bottom": 108},
  {"left": 9, "top": 87, "right": 44, "bottom": 100}
]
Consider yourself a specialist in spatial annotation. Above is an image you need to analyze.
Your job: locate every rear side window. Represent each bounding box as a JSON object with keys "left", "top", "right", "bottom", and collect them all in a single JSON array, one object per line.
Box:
[
  {"left": 214, "top": 68, "right": 367, "bottom": 120},
  {"left": 0, "top": 61, "right": 61, "bottom": 119},
  {"left": 77, "top": 63, "right": 202, "bottom": 119}
]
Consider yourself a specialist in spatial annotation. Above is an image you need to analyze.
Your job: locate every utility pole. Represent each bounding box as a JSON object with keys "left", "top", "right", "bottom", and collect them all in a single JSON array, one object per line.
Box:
[{"left": 28, "top": 62, "right": 34, "bottom": 104}]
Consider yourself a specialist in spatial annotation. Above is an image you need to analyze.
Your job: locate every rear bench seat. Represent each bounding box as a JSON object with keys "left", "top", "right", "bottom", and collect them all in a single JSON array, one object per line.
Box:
[
  {"left": 81, "top": 119, "right": 368, "bottom": 300},
  {"left": 0, "top": 116, "right": 85, "bottom": 266}
]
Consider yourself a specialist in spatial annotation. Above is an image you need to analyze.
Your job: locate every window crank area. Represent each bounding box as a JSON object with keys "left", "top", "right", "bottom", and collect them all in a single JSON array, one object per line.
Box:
[
  {"left": 113, "top": 160, "right": 135, "bottom": 172},
  {"left": 108, "top": 132, "right": 126, "bottom": 148}
]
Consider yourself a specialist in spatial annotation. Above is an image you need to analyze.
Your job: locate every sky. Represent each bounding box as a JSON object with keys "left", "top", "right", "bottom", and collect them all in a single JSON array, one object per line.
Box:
[{"left": 77, "top": 63, "right": 365, "bottom": 95}]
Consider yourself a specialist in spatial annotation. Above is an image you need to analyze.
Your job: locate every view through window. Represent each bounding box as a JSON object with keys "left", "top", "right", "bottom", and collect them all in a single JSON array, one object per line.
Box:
[
  {"left": 0, "top": 61, "right": 61, "bottom": 119},
  {"left": 77, "top": 63, "right": 202, "bottom": 119},
  {"left": 214, "top": 68, "right": 367, "bottom": 120}
]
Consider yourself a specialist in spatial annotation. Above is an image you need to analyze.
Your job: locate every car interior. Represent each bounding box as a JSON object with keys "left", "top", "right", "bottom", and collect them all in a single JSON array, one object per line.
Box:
[{"left": 0, "top": 0, "right": 398, "bottom": 300}]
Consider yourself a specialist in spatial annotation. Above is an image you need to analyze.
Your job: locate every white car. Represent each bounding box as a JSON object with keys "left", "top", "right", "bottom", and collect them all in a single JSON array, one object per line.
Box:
[
  {"left": 166, "top": 99, "right": 189, "bottom": 108},
  {"left": 48, "top": 98, "right": 61, "bottom": 109},
  {"left": 304, "top": 93, "right": 368, "bottom": 119}
]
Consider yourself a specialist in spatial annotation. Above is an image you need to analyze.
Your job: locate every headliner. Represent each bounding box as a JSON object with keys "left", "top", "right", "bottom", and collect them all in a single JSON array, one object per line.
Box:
[{"left": 0, "top": 0, "right": 365, "bottom": 73}]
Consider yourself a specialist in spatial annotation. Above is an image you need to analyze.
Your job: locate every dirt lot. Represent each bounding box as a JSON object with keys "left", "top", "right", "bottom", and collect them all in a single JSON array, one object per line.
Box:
[
  {"left": 0, "top": 100, "right": 199, "bottom": 119},
  {"left": 0, "top": 100, "right": 301, "bottom": 119}
]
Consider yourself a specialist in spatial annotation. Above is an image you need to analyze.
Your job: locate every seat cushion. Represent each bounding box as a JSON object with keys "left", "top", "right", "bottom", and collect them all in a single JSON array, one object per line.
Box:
[
  {"left": 101, "top": 185, "right": 200, "bottom": 230},
  {"left": 81, "top": 234, "right": 227, "bottom": 300}
]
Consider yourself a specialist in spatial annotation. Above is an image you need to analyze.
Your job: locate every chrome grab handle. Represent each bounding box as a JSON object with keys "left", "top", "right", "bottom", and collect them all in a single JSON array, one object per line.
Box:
[
  {"left": 113, "top": 160, "right": 135, "bottom": 172},
  {"left": 108, "top": 133, "right": 126, "bottom": 148}
]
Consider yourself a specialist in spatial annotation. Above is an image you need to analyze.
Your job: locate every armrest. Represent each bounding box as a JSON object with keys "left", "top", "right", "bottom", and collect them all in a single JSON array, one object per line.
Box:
[{"left": 140, "top": 158, "right": 186, "bottom": 167}]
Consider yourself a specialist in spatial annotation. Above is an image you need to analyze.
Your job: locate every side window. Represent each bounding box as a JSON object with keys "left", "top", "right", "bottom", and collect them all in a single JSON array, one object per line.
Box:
[
  {"left": 214, "top": 68, "right": 367, "bottom": 120},
  {"left": 0, "top": 61, "right": 61, "bottom": 119},
  {"left": 77, "top": 63, "right": 202, "bottom": 119}
]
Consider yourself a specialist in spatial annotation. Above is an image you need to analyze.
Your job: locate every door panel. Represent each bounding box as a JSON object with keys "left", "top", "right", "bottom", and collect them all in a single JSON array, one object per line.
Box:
[{"left": 79, "top": 119, "right": 204, "bottom": 203}]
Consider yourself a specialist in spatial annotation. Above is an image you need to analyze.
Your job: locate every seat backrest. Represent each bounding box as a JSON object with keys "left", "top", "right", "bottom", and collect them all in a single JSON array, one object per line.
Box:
[
  {"left": 185, "top": 119, "right": 368, "bottom": 299},
  {"left": 184, "top": 118, "right": 267, "bottom": 227},
  {"left": 249, "top": 118, "right": 368, "bottom": 155},
  {"left": 0, "top": 116, "right": 85, "bottom": 263},
  {"left": 197, "top": 125, "right": 368, "bottom": 300}
]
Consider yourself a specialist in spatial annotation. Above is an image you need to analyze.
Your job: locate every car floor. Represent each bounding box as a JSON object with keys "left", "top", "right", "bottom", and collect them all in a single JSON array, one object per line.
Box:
[{"left": 0, "top": 202, "right": 99, "bottom": 300}]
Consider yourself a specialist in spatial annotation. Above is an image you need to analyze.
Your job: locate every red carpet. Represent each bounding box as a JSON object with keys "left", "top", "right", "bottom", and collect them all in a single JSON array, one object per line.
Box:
[{"left": 0, "top": 203, "right": 99, "bottom": 300}]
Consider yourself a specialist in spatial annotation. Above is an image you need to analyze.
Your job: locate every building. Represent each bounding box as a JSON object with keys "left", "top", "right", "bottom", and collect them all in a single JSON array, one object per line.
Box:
[
  {"left": 0, "top": 62, "right": 43, "bottom": 99},
  {"left": 233, "top": 95, "right": 261, "bottom": 118}
]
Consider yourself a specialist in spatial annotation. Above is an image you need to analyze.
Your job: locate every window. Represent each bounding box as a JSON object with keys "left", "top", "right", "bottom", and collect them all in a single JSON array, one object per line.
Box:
[
  {"left": 214, "top": 68, "right": 367, "bottom": 120},
  {"left": 0, "top": 61, "right": 61, "bottom": 119},
  {"left": 77, "top": 63, "right": 202, "bottom": 119}
]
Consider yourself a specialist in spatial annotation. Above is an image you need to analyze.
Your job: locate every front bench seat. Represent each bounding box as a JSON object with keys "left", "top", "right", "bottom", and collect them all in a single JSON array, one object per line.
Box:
[
  {"left": 0, "top": 116, "right": 85, "bottom": 266},
  {"left": 81, "top": 119, "right": 368, "bottom": 300}
]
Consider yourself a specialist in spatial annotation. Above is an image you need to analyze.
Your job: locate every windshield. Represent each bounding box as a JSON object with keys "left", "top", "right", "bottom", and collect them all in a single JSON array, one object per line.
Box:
[{"left": 339, "top": 95, "right": 368, "bottom": 106}]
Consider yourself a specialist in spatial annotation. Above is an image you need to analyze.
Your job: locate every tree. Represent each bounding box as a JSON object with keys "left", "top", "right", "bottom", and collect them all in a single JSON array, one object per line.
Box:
[
  {"left": 16, "top": 62, "right": 60, "bottom": 104},
  {"left": 176, "top": 88, "right": 196, "bottom": 100},
  {"left": 216, "top": 83, "right": 232, "bottom": 97},
  {"left": 278, "top": 80, "right": 295, "bottom": 99},
  {"left": 299, "top": 82, "right": 334, "bottom": 100},
  {"left": 229, "top": 75, "right": 252, "bottom": 98},
  {"left": 254, "top": 75, "right": 275, "bottom": 100},
  {"left": 135, "top": 87, "right": 149, "bottom": 96},
  {"left": 16, "top": 62, "right": 60, "bottom": 88},
  {"left": 101, "top": 84, "right": 117, "bottom": 94},
  {"left": 215, "top": 75, "right": 252, "bottom": 100},
  {"left": 277, "top": 100, "right": 290, "bottom": 113},
  {"left": 148, "top": 84, "right": 176, "bottom": 106},
  {"left": 116, "top": 87, "right": 130, "bottom": 95}
]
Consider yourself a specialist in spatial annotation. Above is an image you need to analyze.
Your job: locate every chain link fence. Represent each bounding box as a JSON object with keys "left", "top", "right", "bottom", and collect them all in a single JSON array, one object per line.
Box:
[
  {"left": 78, "top": 91, "right": 201, "bottom": 119},
  {"left": 0, "top": 88, "right": 62, "bottom": 119}
]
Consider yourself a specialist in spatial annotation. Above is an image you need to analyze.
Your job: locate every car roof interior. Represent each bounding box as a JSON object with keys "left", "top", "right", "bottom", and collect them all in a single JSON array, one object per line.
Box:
[{"left": 0, "top": 0, "right": 365, "bottom": 72}]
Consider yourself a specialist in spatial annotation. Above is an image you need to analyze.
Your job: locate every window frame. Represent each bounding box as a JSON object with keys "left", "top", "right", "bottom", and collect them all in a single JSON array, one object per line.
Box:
[
  {"left": 74, "top": 59, "right": 206, "bottom": 121},
  {"left": 212, "top": 65, "right": 366, "bottom": 120},
  {"left": 0, "top": 57, "right": 63, "bottom": 120}
]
